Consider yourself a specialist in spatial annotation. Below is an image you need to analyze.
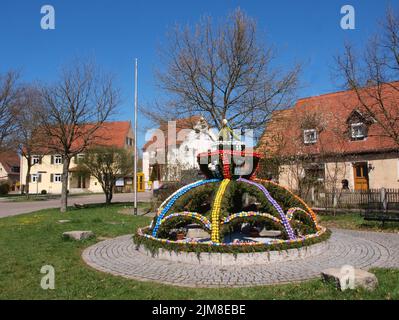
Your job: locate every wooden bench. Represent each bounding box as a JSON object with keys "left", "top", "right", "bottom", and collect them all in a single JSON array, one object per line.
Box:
[{"left": 361, "top": 202, "right": 399, "bottom": 225}]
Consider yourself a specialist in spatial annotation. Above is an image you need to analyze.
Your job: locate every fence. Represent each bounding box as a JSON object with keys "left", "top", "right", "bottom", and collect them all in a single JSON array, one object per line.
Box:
[{"left": 301, "top": 188, "right": 399, "bottom": 211}]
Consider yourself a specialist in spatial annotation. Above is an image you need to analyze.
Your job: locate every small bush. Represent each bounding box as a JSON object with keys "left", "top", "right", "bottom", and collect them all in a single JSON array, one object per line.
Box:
[
  {"left": 0, "top": 181, "right": 10, "bottom": 195},
  {"left": 154, "top": 182, "right": 184, "bottom": 202}
]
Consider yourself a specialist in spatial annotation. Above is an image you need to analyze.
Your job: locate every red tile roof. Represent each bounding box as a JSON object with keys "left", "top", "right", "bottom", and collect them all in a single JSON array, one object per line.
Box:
[
  {"left": 78, "top": 121, "right": 132, "bottom": 149},
  {"left": 31, "top": 121, "right": 133, "bottom": 154},
  {"left": 259, "top": 82, "right": 399, "bottom": 157},
  {"left": 0, "top": 151, "right": 20, "bottom": 175}
]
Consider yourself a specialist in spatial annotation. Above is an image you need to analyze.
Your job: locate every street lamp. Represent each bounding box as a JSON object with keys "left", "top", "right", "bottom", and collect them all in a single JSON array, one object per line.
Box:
[{"left": 133, "top": 58, "right": 138, "bottom": 215}]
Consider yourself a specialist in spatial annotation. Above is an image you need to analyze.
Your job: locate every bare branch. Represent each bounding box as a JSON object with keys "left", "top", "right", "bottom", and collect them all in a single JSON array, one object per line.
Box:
[
  {"left": 336, "top": 7, "right": 399, "bottom": 146},
  {"left": 152, "top": 9, "right": 301, "bottom": 137},
  {"left": 0, "top": 71, "right": 20, "bottom": 151},
  {"left": 38, "top": 60, "right": 120, "bottom": 212}
]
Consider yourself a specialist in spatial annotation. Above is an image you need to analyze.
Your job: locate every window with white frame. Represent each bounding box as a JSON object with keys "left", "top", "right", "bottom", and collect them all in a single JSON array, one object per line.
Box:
[
  {"left": 351, "top": 122, "right": 366, "bottom": 139},
  {"left": 31, "top": 174, "right": 39, "bottom": 182},
  {"left": 304, "top": 163, "right": 325, "bottom": 183},
  {"left": 75, "top": 154, "right": 85, "bottom": 164},
  {"left": 54, "top": 174, "right": 62, "bottom": 183},
  {"left": 126, "top": 137, "right": 133, "bottom": 146},
  {"left": 11, "top": 166, "right": 19, "bottom": 173},
  {"left": 303, "top": 129, "right": 317, "bottom": 144},
  {"left": 54, "top": 155, "right": 62, "bottom": 164},
  {"left": 32, "top": 156, "right": 40, "bottom": 165}
]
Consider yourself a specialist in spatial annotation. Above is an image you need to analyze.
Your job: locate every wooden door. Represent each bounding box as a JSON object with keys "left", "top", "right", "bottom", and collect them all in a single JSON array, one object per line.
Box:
[
  {"left": 353, "top": 163, "right": 369, "bottom": 190},
  {"left": 77, "top": 175, "right": 86, "bottom": 189}
]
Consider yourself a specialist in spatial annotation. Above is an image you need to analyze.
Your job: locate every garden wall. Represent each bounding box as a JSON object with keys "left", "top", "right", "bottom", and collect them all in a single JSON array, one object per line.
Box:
[{"left": 135, "top": 240, "right": 329, "bottom": 266}]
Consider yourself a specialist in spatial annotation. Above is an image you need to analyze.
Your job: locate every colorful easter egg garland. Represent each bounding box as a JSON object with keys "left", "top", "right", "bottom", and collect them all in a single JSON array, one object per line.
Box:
[{"left": 142, "top": 120, "right": 327, "bottom": 250}]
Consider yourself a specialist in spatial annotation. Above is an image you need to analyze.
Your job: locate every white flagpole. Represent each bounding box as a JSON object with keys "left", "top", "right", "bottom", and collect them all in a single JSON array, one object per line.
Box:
[{"left": 134, "top": 58, "right": 138, "bottom": 215}]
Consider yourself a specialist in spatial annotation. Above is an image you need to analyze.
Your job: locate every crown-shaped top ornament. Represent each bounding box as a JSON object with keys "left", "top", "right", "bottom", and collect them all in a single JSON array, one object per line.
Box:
[{"left": 197, "top": 119, "right": 260, "bottom": 180}]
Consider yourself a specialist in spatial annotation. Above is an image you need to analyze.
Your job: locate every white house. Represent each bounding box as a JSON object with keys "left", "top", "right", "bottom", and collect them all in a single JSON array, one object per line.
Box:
[{"left": 142, "top": 116, "right": 216, "bottom": 187}]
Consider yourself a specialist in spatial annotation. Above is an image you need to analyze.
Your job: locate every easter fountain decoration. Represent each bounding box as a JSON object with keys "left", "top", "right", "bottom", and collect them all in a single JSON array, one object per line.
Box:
[{"left": 136, "top": 120, "right": 328, "bottom": 253}]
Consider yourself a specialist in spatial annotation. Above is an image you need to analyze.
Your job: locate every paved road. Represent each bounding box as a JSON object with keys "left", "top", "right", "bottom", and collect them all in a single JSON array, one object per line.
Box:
[
  {"left": 83, "top": 228, "right": 399, "bottom": 288},
  {"left": 0, "top": 192, "right": 153, "bottom": 218}
]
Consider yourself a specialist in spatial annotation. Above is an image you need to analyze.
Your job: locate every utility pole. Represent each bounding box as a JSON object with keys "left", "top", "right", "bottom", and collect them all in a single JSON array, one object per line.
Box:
[{"left": 133, "top": 58, "right": 138, "bottom": 215}]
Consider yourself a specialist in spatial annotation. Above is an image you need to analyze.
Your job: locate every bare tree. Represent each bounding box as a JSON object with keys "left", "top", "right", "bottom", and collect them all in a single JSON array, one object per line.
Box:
[
  {"left": 39, "top": 62, "right": 119, "bottom": 212},
  {"left": 336, "top": 7, "right": 399, "bottom": 146},
  {"left": 259, "top": 109, "right": 312, "bottom": 195},
  {"left": 0, "top": 71, "right": 20, "bottom": 151},
  {"left": 13, "top": 86, "right": 45, "bottom": 196},
  {"left": 149, "top": 9, "right": 300, "bottom": 137},
  {"left": 315, "top": 112, "right": 350, "bottom": 212},
  {"left": 75, "top": 146, "right": 134, "bottom": 205},
  {"left": 260, "top": 108, "right": 349, "bottom": 205}
]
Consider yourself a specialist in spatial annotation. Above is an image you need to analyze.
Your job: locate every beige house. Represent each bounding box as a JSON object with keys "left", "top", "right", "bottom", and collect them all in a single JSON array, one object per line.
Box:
[
  {"left": 0, "top": 152, "right": 20, "bottom": 192},
  {"left": 259, "top": 82, "right": 399, "bottom": 192},
  {"left": 20, "top": 121, "right": 135, "bottom": 194}
]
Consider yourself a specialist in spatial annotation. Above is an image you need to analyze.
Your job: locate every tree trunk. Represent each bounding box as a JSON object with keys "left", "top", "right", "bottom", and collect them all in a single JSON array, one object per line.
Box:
[
  {"left": 105, "top": 188, "right": 113, "bottom": 205},
  {"left": 25, "top": 156, "right": 32, "bottom": 198},
  {"left": 60, "top": 157, "right": 70, "bottom": 212}
]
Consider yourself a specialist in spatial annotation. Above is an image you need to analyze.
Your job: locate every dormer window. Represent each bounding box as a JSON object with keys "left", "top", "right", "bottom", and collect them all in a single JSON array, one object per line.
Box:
[
  {"left": 351, "top": 122, "right": 366, "bottom": 140},
  {"left": 303, "top": 129, "right": 317, "bottom": 144},
  {"left": 346, "top": 109, "right": 372, "bottom": 141}
]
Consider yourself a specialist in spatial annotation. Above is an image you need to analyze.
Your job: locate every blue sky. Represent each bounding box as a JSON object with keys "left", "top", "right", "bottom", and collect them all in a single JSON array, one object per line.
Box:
[{"left": 0, "top": 0, "right": 397, "bottom": 148}]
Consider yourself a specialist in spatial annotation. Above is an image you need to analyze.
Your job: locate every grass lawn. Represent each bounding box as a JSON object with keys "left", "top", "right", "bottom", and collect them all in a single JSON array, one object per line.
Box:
[
  {"left": 0, "top": 204, "right": 398, "bottom": 300},
  {"left": 318, "top": 213, "right": 399, "bottom": 233}
]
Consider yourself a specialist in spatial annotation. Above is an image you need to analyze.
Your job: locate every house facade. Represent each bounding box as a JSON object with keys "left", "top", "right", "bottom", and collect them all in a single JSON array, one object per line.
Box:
[
  {"left": 142, "top": 116, "right": 216, "bottom": 187},
  {"left": 0, "top": 152, "right": 20, "bottom": 192},
  {"left": 259, "top": 82, "right": 399, "bottom": 192},
  {"left": 20, "top": 121, "right": 135, "bottom": 194}
]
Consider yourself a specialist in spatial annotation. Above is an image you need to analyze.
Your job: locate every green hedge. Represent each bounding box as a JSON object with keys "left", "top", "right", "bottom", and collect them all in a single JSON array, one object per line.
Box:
[
  {"left": 153, "top": 179, "right": 317, "bottom": 241},
  {"left": 133, "top": 228, "right": 331, "bottom": 255},
  {"left": 163, "top": 180, "right": 309, "bottom": 221},
  {"left": 0, "top": 181, "right": 10, "bottom": 195},
  {"left": 171, "top": 183, "right": 219, "bottom": 217}
]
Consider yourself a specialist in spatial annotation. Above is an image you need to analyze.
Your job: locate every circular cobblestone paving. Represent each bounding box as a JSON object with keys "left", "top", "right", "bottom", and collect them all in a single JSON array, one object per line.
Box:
[{"left": 82, "top": 229, "right": 399, "bottom": 288}]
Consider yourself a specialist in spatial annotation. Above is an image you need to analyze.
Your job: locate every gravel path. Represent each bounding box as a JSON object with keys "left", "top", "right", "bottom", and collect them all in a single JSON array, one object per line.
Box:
[{"left": 0, "top": 192, "right": 152, "bottom": 218}]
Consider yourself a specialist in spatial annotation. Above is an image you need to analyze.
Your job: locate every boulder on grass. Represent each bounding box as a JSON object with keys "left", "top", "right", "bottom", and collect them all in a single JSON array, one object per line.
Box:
[
  {"left": 63, "top": 231, "right": 94, "bottom": 241},
  {"left": 58, "top": 220, "right": 71, "bottom": 224},
  {"left": 321, "top": 267, "right": 378, "bottom": 291}
]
